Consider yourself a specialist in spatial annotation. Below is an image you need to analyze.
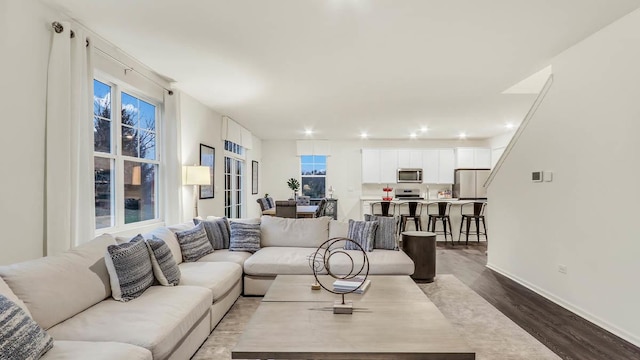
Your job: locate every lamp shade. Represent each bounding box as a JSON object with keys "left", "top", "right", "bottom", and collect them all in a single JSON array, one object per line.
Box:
[{"left": 183, "top": 166, "right": 211, "bottom": 186}]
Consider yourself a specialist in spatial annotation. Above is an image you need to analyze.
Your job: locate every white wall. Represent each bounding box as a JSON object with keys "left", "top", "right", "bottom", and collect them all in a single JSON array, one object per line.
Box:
[
  {"left": 488, "top": 131, "right": 516, "bottom": 168},
  {"left": 487, "top": 9, "right": 640, "bottom": 346},
  {"left": 0, "top": 0, "right": 64, "bottom": 265},
  {"left": 262, "top": 139, "right": 488, "bottom": 221},
  {"left": 179, "top": 93, "right": 262, "bottom": 220}
]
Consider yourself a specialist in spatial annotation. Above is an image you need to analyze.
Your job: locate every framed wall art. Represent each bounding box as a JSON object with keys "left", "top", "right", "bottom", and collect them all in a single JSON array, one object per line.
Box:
[{"left": 199, "top": 144, "right": 215, "bottom": 199}]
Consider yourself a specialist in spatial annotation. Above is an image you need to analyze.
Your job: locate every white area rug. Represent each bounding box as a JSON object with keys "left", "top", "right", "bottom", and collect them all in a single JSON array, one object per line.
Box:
[{"left": 193, "top": 274, "right": 560, "bottom": 359}]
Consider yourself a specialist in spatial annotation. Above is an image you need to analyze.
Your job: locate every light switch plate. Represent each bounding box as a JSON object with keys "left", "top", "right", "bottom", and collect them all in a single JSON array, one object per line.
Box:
[{"left": 543, "top": 171, "right": 553, "bottom": 182}]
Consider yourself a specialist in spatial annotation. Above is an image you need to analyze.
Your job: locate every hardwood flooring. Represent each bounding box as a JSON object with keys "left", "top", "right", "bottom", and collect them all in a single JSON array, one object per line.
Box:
[{"left": 435, "top": 241, "right": 640, "bottom": 360}]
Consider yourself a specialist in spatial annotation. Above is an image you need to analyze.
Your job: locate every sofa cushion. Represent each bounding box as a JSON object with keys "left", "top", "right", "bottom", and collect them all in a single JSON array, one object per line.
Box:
[
  {"left": 42, "top": 341, "right": 152, "bottom": 360},
  {"left": 243, "top": 247, "right": 326, "bottom": 276},
  {"left": 197, "top": 249, "right": 252, "bottom": 267},
  {"left": 345, "top": 219, "right": 378, "bottom": 252},
  {"left": 229, "top": 222, "right": 261, "bottom": 253},
  {"left": 105, "top": 236, "right": 155, "bottom": 302},
  {"left": 329, "top": 249, "right": 415, "bottom": 275},
  {"left": 141, "top": 227, "right": 183, "bottom": 265},
  {"left": 146, "top": 237, "right": 180, "bottom": 286},
  {"left": 329, "top": 220, "right": 348, "bottom": 239},
  {"left": 193, "top": 217, "right": 230, "bottom": 249},
  {"left": 365, "top": 214, "right": 399, "bottom": 250},
  {"left": 178, "top": 262, "right": 242, "bottom": 301},
  {"left": 174, "top": 223, "right": 214, "bottom": 262},
  {"left": 47, "top": 286, "right": 212, "bottom": 360},
  {"left": 0, "top": 234, "right": 115, "bottom": 330},
  {"left": 0, "top": 294, "right": 54, "bottom": 359},
  {"left": 0, "top": 276, "right": 30, "bottom": 316},
  {"left": 260, "top": 216, "right": 330, "bottom": 247}
]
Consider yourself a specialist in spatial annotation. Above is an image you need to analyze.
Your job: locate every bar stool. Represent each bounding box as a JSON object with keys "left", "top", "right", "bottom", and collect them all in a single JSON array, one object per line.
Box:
[
  {"left": 398, "top": 202, "right": 424, "bottom": 233},
  {"left": 371, "top": 202, "right": 397, "bottom": 217},
  {"left": 426, "top": 202, "right": 453, "bottom": 245},
  {"left": 458, "top": 202, "right": 488, "bottom": 245}
]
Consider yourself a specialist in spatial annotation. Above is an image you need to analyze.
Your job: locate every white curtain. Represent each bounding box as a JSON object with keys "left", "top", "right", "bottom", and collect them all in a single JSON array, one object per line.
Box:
[{"left": 46, "top": 22, "right": 95, "bottom": 255}]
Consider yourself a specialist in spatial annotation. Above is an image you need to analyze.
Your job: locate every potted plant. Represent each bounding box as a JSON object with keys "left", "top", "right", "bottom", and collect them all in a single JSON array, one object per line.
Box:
[{"left": 287, "top": 178, "right": 300, "bottom": 200}]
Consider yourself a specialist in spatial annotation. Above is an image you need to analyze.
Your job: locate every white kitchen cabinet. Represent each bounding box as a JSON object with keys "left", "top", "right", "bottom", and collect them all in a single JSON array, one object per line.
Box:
[
  {"left": 379, "top": 150, "right": 398, "bottom": 183},
  {"left": 438, "top": 149, "right": 455, "bottom": 183},
  {"left": 397, "top": 150, "right": 423, "bottom": 169},
  {"left": 455, "top": 148, "right": 491, "bottom": 169},
  {"left": 422, "top": 150, "right": 439, "bottom": 184},
  {"left": 361, "top": 149, "right": 380, "bottom": 183},
  {"left": 421, "top": 149, "right": 455, "bottom": 184}
]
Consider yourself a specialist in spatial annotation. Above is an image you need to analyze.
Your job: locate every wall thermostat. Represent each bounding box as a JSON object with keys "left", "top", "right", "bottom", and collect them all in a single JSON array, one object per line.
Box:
[{"left": 532, "top": 171, "right": 543, "bottom": 182}]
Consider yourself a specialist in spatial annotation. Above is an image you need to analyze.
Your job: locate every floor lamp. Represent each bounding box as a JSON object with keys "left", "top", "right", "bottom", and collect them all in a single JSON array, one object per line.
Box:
[{"left": 183, "top": 165, "right": 211, "bottom": 218}]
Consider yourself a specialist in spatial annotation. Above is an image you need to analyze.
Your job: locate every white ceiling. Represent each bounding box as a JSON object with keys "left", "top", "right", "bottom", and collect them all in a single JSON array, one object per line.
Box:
[{"left": 42, "top": 0, "right": 640, "bottom": 140}]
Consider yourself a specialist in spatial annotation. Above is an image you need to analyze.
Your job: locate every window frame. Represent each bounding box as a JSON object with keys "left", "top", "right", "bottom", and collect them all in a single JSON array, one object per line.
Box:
[
  {"left": 300, "top": 155, "right": 327, "bottom": 199},
  {"left": 93, "top": 73, "right": 163, "bottom": 234}
]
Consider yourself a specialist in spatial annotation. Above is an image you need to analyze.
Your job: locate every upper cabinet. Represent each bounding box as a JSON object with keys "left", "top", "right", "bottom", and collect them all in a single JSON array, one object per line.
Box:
[
  {"left": 361, "top": 149, "right": 398, "bottom": 183},
  {"left": 455, "top": 148, "right": 491, "bottom": 169},
  {"left": 397, "top": 150, "right": 423, "bottom": 169},
  {"left": 422, "top": 149, "right": 455, "bottom": 184}
]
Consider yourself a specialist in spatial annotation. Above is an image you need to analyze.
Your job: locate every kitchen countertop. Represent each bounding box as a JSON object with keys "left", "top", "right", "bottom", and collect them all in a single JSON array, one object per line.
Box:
[{"left": 359, "top": 197, "right": 485, "bottom": 204}]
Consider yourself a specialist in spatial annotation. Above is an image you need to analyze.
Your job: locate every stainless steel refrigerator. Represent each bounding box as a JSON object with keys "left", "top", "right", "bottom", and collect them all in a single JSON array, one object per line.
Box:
[{"left": 453, "top": 169, "right": 491, "bottom": 199}]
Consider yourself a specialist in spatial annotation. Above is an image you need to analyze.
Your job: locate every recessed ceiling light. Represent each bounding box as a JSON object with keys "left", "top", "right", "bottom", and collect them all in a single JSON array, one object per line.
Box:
[
  {"left": 360, "top": 132, "right": 368, "bottom": 139},
  {"left": 458, "top": 132, "right": 467, "bottom": 139},
  {"left": 420, "top": 126, "right": 428, "bottom": 133},
  {"left": 304, "top": 129, "right": 313, "bottom": 136},
  {"left": 409, "top": 132, "right": 417, "bottom": 139},
  {"left": 505, "top": 122, "right": 515, "bottom": 129}
]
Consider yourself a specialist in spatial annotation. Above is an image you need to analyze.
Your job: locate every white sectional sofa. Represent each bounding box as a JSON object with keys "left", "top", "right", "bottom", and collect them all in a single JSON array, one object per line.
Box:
[
  {"left": 243, "top": 216, "right": 415, "bottom": 295},
  {"left": 0, "top": 216, "right": 414, "bottom": 359}
]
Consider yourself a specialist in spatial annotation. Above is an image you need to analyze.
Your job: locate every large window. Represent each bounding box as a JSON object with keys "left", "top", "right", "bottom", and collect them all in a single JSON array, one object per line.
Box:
[
  {"left": 93, "top": 79, "right": 160, "bottom": 230},
  {"left": 224, "top": 154, "right": 244, "bottom": 218},
  {"left": 300, "top": 155, "right": 326, "bottom": 198}
]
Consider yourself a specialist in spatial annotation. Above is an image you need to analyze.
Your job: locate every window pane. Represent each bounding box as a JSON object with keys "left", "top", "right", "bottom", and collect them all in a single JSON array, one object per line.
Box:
[
  {"left": 94, "top": 157, "right": 114, "bottom": 229},
  {"left": 138, "top": 100, "right": 156, "bottom": 131},
  {"left": 139, "top": 130, "right": 156, "bottom": 160},
  {"left": 94, "top": 117, "right": 111, "bottom": 153},
  {"left": 302, "top": 177, "right": 325, "bottom": 198},
  {"left": 301, "top": 155, "right": 313, "bottom": 164},
  {"left": 93, "top": 80, "right": 111, "bottom": 118},
  {"left": 124, "top": 161, "right": 156, "bottom": 224},
  {"left": 121, "top": 92, "right": 139, "bottom": 127},
  {"left": 121, "top": 126, "right": 137, "bottom": 157}
]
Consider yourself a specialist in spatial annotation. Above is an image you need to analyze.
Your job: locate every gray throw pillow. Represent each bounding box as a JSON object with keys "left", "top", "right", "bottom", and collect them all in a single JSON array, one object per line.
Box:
[
  {"left": 229, "top": 222, "right": 261, "bottom": 253},
  {"left": 345, "top": 219, "right": 378, "bottom": 252},
  {"left": 365, "top": 214, "right": 399, "bottom": 250},
  {"left": 146, "top": 236, "right": 181, "bottom": 286},
  {"left": 105, "top": 235, "right": 155, "bottom": 302},
  {"left": 174, "top": 223, "right": 214, "bottom": 262},
  {"left": 0, "top": 295, "right": 54, "bottom": 359},
  {"left": 193, "top": 217, "right": 231, "bottom": 249}
]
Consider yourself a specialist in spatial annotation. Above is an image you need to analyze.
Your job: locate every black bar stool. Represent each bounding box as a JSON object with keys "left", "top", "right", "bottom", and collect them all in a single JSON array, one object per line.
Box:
[
  {"left": 427, "top": 202, "right": 453, "bottom": 245},
  {"left": 371, "top": 201, "right": 397, "bottom": 217},
  {"left": 398, "top": 202, "right": 424, "bottom": 233},
  {"left": 458, "top": 202, "right": 488, "bottom": 245}
]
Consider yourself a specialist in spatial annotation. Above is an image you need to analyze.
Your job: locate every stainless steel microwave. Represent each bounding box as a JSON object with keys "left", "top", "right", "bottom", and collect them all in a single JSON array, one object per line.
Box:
[{"left": 397, "top": 168, "right": 423, "bottom": 183}]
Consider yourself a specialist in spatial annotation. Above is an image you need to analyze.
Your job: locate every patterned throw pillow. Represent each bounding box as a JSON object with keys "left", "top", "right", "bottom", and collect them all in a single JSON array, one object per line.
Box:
[
  {"left": 145, "top": 236, "right": 181, "bottom": 286},
  {"left": 105, "top": 235, "right": 155, "bottom": 302},
  {"left": 0, "top": 295, "right": 54, "bottom": 359},
  {"left": 193, "top": 217, "right": 231, "bottom": 249},
  {"left": 229, "top": 222, "right": 261, "bottom": 253},
  {"left": 364, "top": 214, "right": 399, "bottom": 250},
  {"left": 345, "top": 219, "right": 378, "bottom": 252},
  {"left": 174, "top": 223, "right": 214, "bottom": 262}
]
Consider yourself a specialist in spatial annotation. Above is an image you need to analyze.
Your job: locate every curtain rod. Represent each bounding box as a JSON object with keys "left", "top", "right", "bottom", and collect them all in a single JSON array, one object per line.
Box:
[{"left": 51, "top": 21, "right": 173, "bottom": 96}]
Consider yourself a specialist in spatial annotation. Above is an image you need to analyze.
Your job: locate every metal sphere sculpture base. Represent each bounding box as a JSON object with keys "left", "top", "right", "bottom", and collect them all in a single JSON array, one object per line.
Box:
[{"left": 310, "top": 237, "right": 370, "bottom": 315}]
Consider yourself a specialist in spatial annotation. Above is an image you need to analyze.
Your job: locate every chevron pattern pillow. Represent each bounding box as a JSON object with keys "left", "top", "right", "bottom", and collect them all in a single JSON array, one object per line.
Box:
[
  {"left": 105, "top": 235, "right": 155, "bottom": 302},
  {"left": 0, "top": 295, "right": 53, "bottom": 359},
  {"left": 146, "top": 236, "right": 181, "bottom": 286}
]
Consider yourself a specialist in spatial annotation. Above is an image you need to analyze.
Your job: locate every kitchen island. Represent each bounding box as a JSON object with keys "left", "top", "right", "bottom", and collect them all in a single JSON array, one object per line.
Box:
[{"left": 360, "top": 197, "right": 487, "bottom": 243}]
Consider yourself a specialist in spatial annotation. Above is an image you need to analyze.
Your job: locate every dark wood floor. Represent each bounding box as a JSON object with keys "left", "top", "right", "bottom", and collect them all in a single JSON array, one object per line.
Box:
[{"left": 435, "top": 241, "right": 640, "bottom": 360}]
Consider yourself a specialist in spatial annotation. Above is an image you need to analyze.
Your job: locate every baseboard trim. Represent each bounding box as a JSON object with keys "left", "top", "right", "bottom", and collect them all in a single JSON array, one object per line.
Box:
[{"left": 486, "top": 262, "right": 640, "bottom": 348}]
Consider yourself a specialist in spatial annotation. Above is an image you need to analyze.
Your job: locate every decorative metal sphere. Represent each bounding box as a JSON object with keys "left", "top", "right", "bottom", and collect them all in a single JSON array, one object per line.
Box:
[{"left": 310, "top": 237, "right": 370, "bottom": 295}]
